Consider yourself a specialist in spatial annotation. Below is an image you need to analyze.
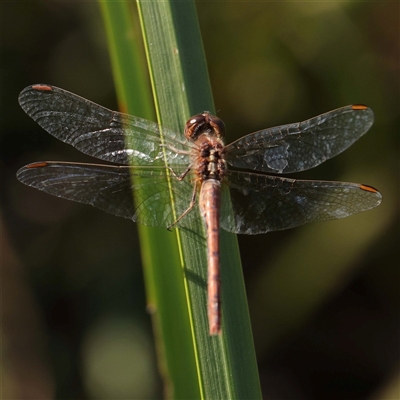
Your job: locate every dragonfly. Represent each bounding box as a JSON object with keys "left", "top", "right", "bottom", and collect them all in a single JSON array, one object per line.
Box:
[{"left": 17, "top": 84, "right": 382, "bottom": 335}]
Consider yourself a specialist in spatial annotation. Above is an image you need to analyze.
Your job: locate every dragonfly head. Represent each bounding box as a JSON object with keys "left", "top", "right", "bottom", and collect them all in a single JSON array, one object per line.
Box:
[{"left": 184, "top": 112, "right": 226, "bottom": 141}]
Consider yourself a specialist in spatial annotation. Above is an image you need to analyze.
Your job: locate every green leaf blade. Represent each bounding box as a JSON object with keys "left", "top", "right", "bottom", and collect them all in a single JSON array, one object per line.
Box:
[
  {"left": 138, "top": 1, "right": 261, "bottom": 399},
  {"left": 101, "top": 1, "right": 261, "bottom": 398}
]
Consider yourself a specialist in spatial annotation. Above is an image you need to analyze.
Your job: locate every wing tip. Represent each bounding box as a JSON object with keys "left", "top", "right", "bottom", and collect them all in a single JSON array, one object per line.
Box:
[
  {"left": 19, "top": 84, "right": 54, "bottom": 108},
  {"left": 16, "top": 162, "right": 50, "bottom": 181},
  {"left": 360, "top": 184, "right": 382, "bottom": 205},
  {"left": 15, "top": 161, "right": 49, "bottom": 183}
]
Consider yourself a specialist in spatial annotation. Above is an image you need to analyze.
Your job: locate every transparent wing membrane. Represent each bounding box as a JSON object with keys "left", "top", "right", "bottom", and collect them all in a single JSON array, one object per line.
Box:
[
  {"left": 224, "top": 105, "right": 374, "bottom": 174},
  {"left": 18, "top": 85, "right": 191, "bottom": 167},
  {"left": 17, "top": 162, "right": 198, "bottom": 228},
  {"left": 220, "top": 171, "right": 381, "bottom": 234}
]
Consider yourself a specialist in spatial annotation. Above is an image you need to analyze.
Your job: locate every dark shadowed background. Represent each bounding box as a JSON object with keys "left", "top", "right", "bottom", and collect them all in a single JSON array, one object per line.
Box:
[{"left": 2, "top": 2, "right": 399, "bottom": 399}]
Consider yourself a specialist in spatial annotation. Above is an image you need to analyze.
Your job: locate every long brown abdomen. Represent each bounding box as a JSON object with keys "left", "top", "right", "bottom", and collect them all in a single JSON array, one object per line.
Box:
[{"left": 199, "top": 179, "right": 222, "bottom": 335}]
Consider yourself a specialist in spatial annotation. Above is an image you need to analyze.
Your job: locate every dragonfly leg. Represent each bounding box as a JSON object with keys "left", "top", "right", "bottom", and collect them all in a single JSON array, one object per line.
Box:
[
  {"left": 160, "top": 143, "right": 192, "bottom": 155},
  {"left": 168, "top": 164, "right": 192, "bottom": 181},
  {"left": 167, "top": 181, "right": 198, "bottom": 230}
]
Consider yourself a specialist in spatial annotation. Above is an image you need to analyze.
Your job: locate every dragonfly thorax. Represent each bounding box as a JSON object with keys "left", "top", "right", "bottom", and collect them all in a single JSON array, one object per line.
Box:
[{"left": 194, "top": 136, "right": 227, "bottom": 181}]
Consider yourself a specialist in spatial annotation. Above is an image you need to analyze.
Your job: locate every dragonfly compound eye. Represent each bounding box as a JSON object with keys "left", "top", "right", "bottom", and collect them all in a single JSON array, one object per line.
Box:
[
  {"left": 208, "top": 115, "right": 226, "bottom": 138},
  {"left": 184, "top": 114, "right": 207, "bottom": 140},
  {"left": 184, "top": 112, "right": 226, "bottom": 140}
]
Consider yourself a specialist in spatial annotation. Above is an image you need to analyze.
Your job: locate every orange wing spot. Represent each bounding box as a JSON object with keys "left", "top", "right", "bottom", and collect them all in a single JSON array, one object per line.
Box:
[
  {"left": 360, "top": 184, "right": 378, "bottom": 193},
  {"left": 352, "top": 104, "right": 368, "bottom": 110},
  {"left": 27, "top": 161, "right": 49, "bottom": 169},
  {"left": 32, "top": 84, "right": 53, "bottom": 91}
]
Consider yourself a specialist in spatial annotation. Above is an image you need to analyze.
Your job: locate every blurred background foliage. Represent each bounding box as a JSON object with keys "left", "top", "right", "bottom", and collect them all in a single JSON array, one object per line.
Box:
[{"left": 1, "top": 1, "right": 399, "bottom": 399}]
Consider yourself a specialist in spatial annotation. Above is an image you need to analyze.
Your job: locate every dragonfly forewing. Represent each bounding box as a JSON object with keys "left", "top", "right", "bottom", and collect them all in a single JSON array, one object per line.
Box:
[
  {"left": 224, "top": 105, "right": 374, "bottom": 174},
  {"left": 18, "top": 85, "right": 192, "bottom": 167}
]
